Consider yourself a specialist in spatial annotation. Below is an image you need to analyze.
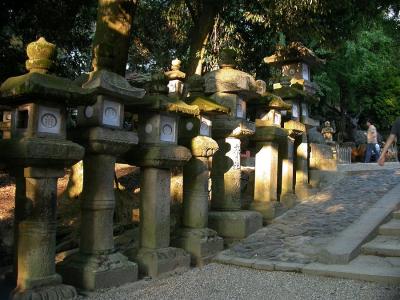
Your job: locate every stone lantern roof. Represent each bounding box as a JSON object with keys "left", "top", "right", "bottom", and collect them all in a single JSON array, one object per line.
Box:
[
  {"left": 0, "top": 37, "right": 93, "bottom": 106},
  {"left": 164, "top": 58, "right": 186, "bottom": 81},
  {"left": 263, "top": 42, "right": 325, "bottom": 68},
  {"left": 127, "top": 71, "right": 199, "bottom": 116},
  {"left": 272, "top": 78, "right": 319, "bottom": 104},
  {"left": 185, "top": 75, "right": 230, "bottom": 115},
  {"left": 203, "top": 49, "right": 258, "bottom": 96}
]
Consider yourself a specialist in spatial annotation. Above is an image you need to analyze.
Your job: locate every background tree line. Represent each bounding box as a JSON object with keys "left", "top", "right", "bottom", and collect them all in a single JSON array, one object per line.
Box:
[{"left": 1, "top": 0, "right": 400, "bottom": 139}]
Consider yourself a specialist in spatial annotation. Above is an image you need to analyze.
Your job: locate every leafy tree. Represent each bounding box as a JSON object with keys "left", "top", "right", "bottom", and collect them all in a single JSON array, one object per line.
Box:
[{"left": 313, "top": 18, "right": 400, "bottom": 140}]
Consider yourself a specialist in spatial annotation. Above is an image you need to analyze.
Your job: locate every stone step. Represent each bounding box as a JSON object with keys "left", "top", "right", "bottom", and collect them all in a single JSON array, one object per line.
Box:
[
  {"left": 379, "top": 219, "right": 400, "bottom": 236},
  {"left": 362, "top": 236, "right": 400, "bottom": 257},
  {"left": 303, "top": 255, "right": 400, "bottom": 284},
  {"left": 393, "top": 210, "right": 400, "bottom": 220}
]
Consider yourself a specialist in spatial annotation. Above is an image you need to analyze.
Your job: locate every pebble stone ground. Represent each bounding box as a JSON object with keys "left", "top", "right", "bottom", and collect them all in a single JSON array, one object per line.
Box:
[
  {"left": 223, "top": 169, "right": 400, "bottom": 264},
  {"left": 84, "top": 263, "right": 400, "bottom": 300}
]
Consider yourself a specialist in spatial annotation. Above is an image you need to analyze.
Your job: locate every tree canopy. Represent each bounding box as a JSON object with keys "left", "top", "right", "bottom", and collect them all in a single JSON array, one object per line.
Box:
[{"left": 1, "top": 0, "right": 400, "bottom": 138}]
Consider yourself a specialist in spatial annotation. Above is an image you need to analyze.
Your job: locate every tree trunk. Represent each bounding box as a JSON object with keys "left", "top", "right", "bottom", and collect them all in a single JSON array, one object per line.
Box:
[
  {"left": 185, "top": 1, "right": 221, "bottom": 76},
  {"left": 92, "top": 0, "right": 139, "bottom": 75},
  {"left": 66, "top": 161, "right": 84, "bottom": 199}
]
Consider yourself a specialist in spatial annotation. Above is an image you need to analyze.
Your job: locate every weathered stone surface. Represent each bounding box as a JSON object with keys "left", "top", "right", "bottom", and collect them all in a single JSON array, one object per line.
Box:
[
  {"left": 58, "top": 154, "right": 138, "bottom": 290},
  {"left": 204, "top": 66, "right": 257, "bottom": 95},
  {"left": 57, "top": 252, "right": 137, "bottom": 291},
  {"left": 0, "top": 138, "right": 84, "bottom": 167},
  {"left": 208, "top": 210, "right": 263, "bottom": 240},
  {"left": 175, "top": 228, "right": 223, "bottom": 267},
  {"left": 10, "top": 283, "right": 77, "bottom": 300},
  {"left": 249, "top": 143, "right": 278, "bottom": 222},
  {"left": 136, "top": 247, "right": 190, "bottom": 278},
  {"left": 72, "top": 126, "right": 138, "bottom": 155},
  {"left": 126, "top": 144, "right": 192, "bottom": 168}
]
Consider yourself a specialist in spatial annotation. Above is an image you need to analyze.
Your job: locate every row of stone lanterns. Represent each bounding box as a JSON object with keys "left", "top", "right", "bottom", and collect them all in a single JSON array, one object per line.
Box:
[{"left": 0, "top": 37, "right": 335, "bottom": 299}]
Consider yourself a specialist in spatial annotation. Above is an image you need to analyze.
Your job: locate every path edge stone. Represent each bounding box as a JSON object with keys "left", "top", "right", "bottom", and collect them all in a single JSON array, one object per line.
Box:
[{"left": 318, "top": 182, "right": 400, "bottom": 265}]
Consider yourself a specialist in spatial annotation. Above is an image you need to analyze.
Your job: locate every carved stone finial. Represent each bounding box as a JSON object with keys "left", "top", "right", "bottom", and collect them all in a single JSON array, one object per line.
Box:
[
  {"left": 171, "top": 58, "right": 182, "bottom": 71},
  {"left": 186, "top": 74, "right": 204, "bottom": 93},
  {"left": 25, "top": 37, "right": 56, "bottom": 73},
  {"left": 219, "top": 49, "right": 236, "bottom": 69}
]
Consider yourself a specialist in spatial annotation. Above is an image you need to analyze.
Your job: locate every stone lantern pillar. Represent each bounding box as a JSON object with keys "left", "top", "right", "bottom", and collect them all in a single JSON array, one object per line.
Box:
[
  {"left": 203, "top": 49, "right": 262, "bottom": 245},
  {"left": 57, "top": 56, "right": 146, "bottom": 291},
  {"left": 175, "top": 74, "right": 230, "bottom": 266},
  {"left": 0, "top": 37, "right": 90, "bottom": 300},
  {"left": 249, "top": 96, "right": 291, "bottom": 222},
  {"left": 124, "top": 72, "right": 199, "bottom": 277}
]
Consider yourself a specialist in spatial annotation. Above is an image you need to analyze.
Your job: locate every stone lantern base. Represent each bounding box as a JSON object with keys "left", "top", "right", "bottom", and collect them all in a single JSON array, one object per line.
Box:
[
  {"left": 175, "top": 228, "right": 223, "bottom": 267},
  {"left": 57, "top": 252, "right": 137, "bottom": 291},
  {"left": 280, "top": 193, "right": 298, "bottom": 209},
  {"left": 208, "top": 211, "right": 262, "bottom": 246},
  {"left": 248, "top": 201, "right": 275, "bottom": 223},
  {"left": 10, "top": 281, "right": 77, "bottom": 300},
  {"left": 136, "top": 247, "right": 190, "bottom": 278}
]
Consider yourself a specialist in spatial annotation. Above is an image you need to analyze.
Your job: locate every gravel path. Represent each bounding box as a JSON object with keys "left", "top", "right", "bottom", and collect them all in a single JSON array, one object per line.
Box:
[
  {"left": 83, "top": 263, "right": 400, "bottom": 300},
  {"left": 223, "top": 169, "right": 400, "bottom": 264}
]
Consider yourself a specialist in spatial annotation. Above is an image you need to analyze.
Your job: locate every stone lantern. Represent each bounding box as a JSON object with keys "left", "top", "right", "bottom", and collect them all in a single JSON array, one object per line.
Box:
[
  {"left": 203, "top": 49, "right": 262, "bottom": 245},
  {"left": 124, "top": 71, "right": 199, "bottom": 277},
  {"left": 0, "top": 37, "right": 91, "bottom": 300},
  {"left": 249, "top": 94, "right": 292, "bottom": 221},
  {"left": 57, "top": 58, "right": 146, "bottom": 291},
  {"left": 175, "top": 74, "right": 230, "bottom": 266},
  {"left": 165, "top": 58, "right": 186, "bottom": 98},
  {"left": 264, "top": 43, "right": 325, "bottom": 200},
  {"left": 264, "top": 42, "right": 323, "bottom": 127}
]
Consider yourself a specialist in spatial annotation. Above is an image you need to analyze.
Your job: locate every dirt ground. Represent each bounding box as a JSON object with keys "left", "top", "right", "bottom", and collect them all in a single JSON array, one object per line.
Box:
[{"left": 0, "top": 164, "right": 140, "bottom": 267}]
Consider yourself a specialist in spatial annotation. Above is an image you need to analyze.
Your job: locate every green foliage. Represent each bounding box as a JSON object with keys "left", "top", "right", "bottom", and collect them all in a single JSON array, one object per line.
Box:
[
  {"left": 314, "top": 19, "right": 400, "bottom": 132},
  {"left": 0, "top": 0, "right": 97, "bottom": 81}
]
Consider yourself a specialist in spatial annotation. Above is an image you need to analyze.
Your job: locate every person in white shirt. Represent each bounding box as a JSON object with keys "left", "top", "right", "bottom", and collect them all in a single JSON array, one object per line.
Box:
[{"left": 364, "top": 119, "right": 380, "bottom": 163}]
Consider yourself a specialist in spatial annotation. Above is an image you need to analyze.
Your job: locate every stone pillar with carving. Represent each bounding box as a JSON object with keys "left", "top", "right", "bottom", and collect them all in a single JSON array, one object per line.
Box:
[
  {"left": 0, "top": 37, "right": 90, "bottom": 300},
  {"left": 203, "top": 49, "right": 262, "bottom": 245}
]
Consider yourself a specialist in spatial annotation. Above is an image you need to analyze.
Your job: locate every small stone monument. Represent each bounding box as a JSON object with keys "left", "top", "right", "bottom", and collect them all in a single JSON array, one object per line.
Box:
[
  {"left": 175, "top": 74, "right": 230, "bottom": 266},
  {"left": 0, "top": 37, "right": 90, "bottom": 300},
  {"left": 125, "top": 71, "right": 199, "bottom": 277},
  {"left": 203, "top": 49, "right": 262, "bottom": 245},
  {"left": 57, "top": 47, "right": 146, "bottom": 290}
]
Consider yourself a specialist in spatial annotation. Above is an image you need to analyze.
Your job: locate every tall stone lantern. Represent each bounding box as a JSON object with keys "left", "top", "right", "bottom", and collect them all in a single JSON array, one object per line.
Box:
[
  {"left": 175, "top": 74, "right": 230, "bottom": 266},
  {"left": 0, "top": 37, "right": 90, "bottom": 300},
  {"left": 203, "top": 49, "right": 262, "bottom": 245},
  {"left": 264, "top": 43, "right": 324, "bottom": 200},
  {"left": 57, "top": 59, "right": 146, "bottom": 290},
  {"left": 249, "top": 94, "right": 292, "bottom": 222},
  {"left": 124, "top": 71, "right": 199, "bottom": 277}
]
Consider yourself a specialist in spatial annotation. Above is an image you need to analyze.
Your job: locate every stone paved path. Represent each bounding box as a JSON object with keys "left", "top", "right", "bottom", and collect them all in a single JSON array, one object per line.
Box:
[{"left": 223, "top": 169, "right": 400, "bottom": 264}]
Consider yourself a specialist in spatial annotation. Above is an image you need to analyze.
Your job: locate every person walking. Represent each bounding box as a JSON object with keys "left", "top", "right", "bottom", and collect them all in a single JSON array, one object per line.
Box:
[
  {"left": 364, "top": 119, "right": 380, "bottom": 163},
  {"left": 378, "top": 117, "right": 400, "bottom": 166}
]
